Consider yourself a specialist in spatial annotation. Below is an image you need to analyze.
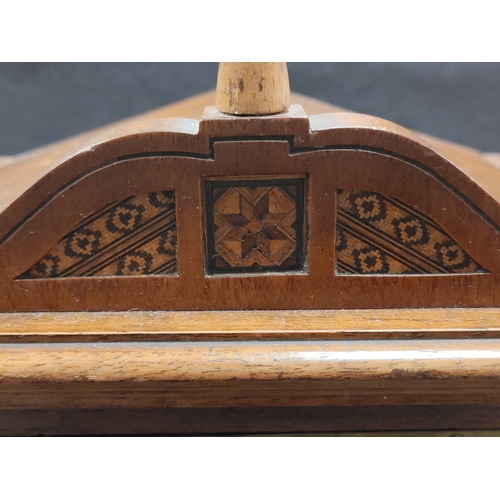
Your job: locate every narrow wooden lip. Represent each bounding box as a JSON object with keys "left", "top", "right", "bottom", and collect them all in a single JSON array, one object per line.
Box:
[{"left": 0, "top": 308, "right": 499, "bottom": 342}]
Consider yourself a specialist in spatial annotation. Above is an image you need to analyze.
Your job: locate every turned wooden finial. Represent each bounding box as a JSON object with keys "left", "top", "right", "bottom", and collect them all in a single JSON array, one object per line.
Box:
[{"left": 215, "top": 62, "right": 291, "bottom": 116}]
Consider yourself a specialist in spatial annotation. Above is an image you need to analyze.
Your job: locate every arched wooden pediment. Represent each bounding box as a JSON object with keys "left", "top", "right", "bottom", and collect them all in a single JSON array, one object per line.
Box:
[{"left": 0, "top": 106, "right": 499, "bottom": 312}]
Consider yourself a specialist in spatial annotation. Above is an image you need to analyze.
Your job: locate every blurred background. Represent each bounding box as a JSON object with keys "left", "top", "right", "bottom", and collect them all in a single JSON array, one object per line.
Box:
[{"left": 0, "top": 62, "right": 499, "bottom": 156}]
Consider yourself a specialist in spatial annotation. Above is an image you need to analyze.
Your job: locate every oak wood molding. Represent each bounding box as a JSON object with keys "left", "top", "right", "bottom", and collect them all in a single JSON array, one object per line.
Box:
[{"left": 1, "top": 338, "right": 500, "bottom": 410}]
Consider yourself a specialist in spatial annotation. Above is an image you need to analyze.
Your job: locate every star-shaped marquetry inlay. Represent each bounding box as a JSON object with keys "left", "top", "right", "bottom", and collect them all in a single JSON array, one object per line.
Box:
[{"left": 206, "top": 179, "right": 305, "bottom": 273}]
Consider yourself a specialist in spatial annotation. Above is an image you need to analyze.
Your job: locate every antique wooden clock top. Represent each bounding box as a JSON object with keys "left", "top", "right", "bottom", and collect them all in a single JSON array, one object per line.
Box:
[
  {"left": 0, "top": 62, "right": 499, "bottom": 312},
  {"left": 0, "top": 63, "right": 499, "bottom": 435}
]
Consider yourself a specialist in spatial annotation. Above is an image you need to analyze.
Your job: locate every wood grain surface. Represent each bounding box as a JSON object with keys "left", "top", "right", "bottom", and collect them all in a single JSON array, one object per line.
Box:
[
  {"left": 1, "top": 91, "right": 498, "bottom": 215},
  {"left": 0, "top": 308, "right": 499, "bottom": 342},
  {"left": 1, "top": 87, "right": 499, "bottom": 434},
  {"left": 1, "top": 339, "right": 500, "bottom": 410},
  {"left": 216, "top": 63, "right": 290, "bottom": 115},
  {"left": 1, "top": 104, "right": 499, "bottom": 311}
]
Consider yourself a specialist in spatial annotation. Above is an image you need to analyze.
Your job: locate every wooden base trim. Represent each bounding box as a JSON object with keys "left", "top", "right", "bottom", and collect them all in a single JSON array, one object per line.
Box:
[
  {"left": 2, "top": 338, "right": 500, "bottom": 410},
  {"left": 1, "top": 405, "right": 500, "bottom": 436},
  {"left": 1, "top": 308, "right": 500, "bottom": 342}
]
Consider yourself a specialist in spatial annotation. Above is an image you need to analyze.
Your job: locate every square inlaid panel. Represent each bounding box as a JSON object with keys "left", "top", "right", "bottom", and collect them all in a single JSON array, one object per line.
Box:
[{"left": 205, "top": 178, "right": 306, "bottom": 274}]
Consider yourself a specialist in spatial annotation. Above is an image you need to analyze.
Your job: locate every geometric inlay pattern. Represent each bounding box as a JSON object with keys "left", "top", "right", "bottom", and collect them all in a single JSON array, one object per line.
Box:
[
  {"left": 205, "top": 178, "right": 305, "bottom": 274},
  {"left": 335, "top": 190, "right": 488, "bottom": 275},
  {"left": 20, "top": 191, "right": 177, "bottom": 278}
]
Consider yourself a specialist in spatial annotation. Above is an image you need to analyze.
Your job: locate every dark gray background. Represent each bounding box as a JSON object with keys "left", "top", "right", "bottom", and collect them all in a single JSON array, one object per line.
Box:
[{"left": 0, "top": 63, "right": 499, "bottom": 156}]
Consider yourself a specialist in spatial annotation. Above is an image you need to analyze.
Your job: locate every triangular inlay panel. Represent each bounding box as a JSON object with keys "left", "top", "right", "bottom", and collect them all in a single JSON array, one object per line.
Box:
[
  {"left": 335, "top": 190, "right": 488, "bottom": 275},
  {"left": 20, "top": 191, "right": 177, "bottom": 278}
]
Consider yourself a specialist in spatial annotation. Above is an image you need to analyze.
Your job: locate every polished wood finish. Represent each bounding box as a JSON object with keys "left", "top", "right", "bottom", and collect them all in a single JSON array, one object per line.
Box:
[
  {"left": 1, "top": 77, "right": 499, "bottom": 434},
  {"left": 1, "top": 308, "right": 500, "bottom": 342},
  {"left": 1, "top": 91, "right": 499, "bottom": 215},
  {"left": 2, "top": 338, "right": 500, "bottom": 410},
  {"left": 216, "top": 63, "right": 290, "bottom": 115},
  {"left": 1, "top": 103, "right": 499, "bottom": 312}
]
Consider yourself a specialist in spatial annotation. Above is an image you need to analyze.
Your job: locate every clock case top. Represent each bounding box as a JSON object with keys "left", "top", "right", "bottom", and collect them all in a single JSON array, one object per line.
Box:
[{"left": 0, "top": 92, "right": 499, "bottom": 313}]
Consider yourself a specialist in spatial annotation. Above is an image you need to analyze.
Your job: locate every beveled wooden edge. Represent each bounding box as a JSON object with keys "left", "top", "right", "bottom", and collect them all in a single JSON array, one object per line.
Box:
[
  {"left": 2, "top": 104, "right": 499, "bottom": 256},
  {"left": 1, "top": 91, "right": 499, "bottom": 215},
  {"left": 1, "top": 308, "right": 500, "bottom": 342},
  {"left": 2, "top": 338, "right": 500, "bottom": 410}
]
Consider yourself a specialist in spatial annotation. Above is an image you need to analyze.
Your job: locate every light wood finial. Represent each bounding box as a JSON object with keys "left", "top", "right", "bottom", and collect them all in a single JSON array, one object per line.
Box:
[{"left": 215, "top": 62, "right": 291, "bottom": 116}]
